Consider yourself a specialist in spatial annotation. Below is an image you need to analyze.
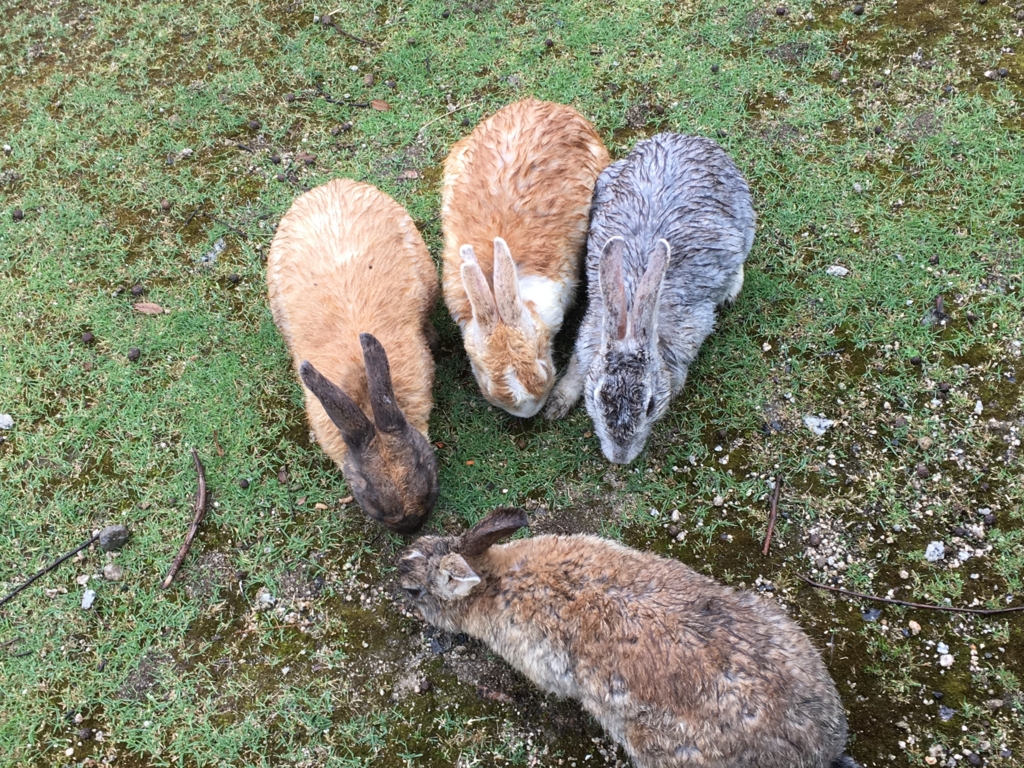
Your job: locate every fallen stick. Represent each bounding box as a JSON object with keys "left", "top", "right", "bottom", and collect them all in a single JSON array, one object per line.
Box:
[
  {"left": 416, "top": 99, "right": 482, "bottom": 137},
  {"left": 796, "top": 574, "right": 1024, "bottom": 616},
  {"left": 160, "top": 449, "right": 208, "bottom": 590},
  {"left": 0, "top": 534, "right": 99, "bottom": 608},
  {"left": 761, "top": 476, "right": 783, "bottom": 555}
]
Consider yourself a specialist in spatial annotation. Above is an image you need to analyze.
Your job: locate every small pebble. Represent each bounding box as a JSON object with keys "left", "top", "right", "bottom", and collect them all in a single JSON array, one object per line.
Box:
[
  {"left": 924, "top": 541, "right": 945, "bottom": 562},
  {"left": 544, "top": 38, "right": 554, "bottom": 48},
  {"left": 939, "top": 654, "right": 954, "bottom": 668},
  {"left": 385, "top": 79, "right": 396, "bottom": 89},
  {"left": 330, "top": 126, "right": 342, "bottom": 136},
  {"left": 78, "top": 728, "right": 94, "bottom": 741},
  {"left": 852, "top": 3, "right": 864, "bottom": 14},
  {"left": 873, "top": 125, "right": 882, "bottom": 135},
  {"left": 461, "top": 117, "right": 471, "bottom": 127},
  {"left": 248, "top": 119, "right": 261, "bottom": 130},
  {"left": 915, "top": 463, "right": 929, "bottom": 478},
  {"left": 363, "top": 73, "right": 375, "bottom": 86},
  {"left": 0, "top": 414, "right": 13, "bottom": 430},
  {"left": 937, "top": 382, "right": 950, "bottom": 393},
  {"left": 909, "top": 356, "right": 922, "bottom": 366},
  {"left": 276, "top": 173, "right": 287, "bottom": 182},
  {"left": 228, "top": 273, "right": 240, "bottom": 284},
  {"left": 160, "top": 199, "right": 171, "bottom": 211},
  {"left": 82, "top": 589, "right": 97, "bottom": 610},
  {"left": 12, "top": 208, "right": 24, "bottom": 221},
  {"left": 711, "top": 64, "right": 720, "bottom": 74},
  {"left": 441, "top": 9, "right": 450, "bottom": 18},
  {"left": 270, "top": 154, "right": 281, "bottom": 164},
  {"left": 776, "top": 6, "right": 788, "bottom": 15},
  {"left": 99, "top": 524, "right": 131, "bottom": 551},
  {"left": 127, "top": 347, "right": 141, "bottom": 362},
  {"left": 285, "top": 93, "right": 296, "bottom": 103},
  {"left": 238, "top": 477, "right": 250, "bottom": 489},
  {"left": 997, "top": 67, "right": 1008, "bottom": 78},
  {"left": 131, "top": 284, "right": 144, "bottom": 296},
  {"left": 82, "top": 332, "right": 95, "bottom": 345},
  {"left": 103, "top": 563, "right": 123, "bottom": 581},
  {"left": 809, "top": 533, "right": 823, "bottom": 548},
  {"left": 908, "top": 620, "right": 921, "bottom": 635},
  {"left": 966, "top": 754, "right": 981, "bottom": 767}
]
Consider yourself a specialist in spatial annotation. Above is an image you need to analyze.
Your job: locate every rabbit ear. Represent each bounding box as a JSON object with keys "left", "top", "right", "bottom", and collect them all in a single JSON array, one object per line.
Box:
[
  {"left": 359, "top": 333, "right": 407, "bottom": 434},
  {"left": 300, "top": 361, "right": 375, "bottom": 451},
  {"left": 460, "top": 507, "right": 529, "bottom": 557},
  {"left": 629, "top": 239, "right": 671, "bottom": 342},
  {"left": 491, "top": 237, "right": 524, "bottom": 329},
  {"left": 598, "top": 237, "right": 628, "bottom": 341},
  {"left": 460, "top": 245, "right": 498, "bottom": 333},
  {"left": 440, "top": 553, "right": 481, "bottom": 597}
]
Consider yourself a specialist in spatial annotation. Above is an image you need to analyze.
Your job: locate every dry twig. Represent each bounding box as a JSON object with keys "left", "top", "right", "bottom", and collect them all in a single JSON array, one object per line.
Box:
[
  {"left": 416, "top": 99, "right": 482, "bottom": 137},
  {"left": 761, "top": 476, "right": 783, "bottom": 555},
  {"left": 0, "top": 534, "right": 99, "bottom": 609},
  {"left": 160, "top": 449, "right": 208, "bottom": 590},
  {"left": 796, "top": 574, "right": 1024, "bottom": 616}
]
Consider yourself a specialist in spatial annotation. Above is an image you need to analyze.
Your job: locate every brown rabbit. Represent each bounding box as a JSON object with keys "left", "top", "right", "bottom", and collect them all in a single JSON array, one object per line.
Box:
[
  {"left": 441, "top": 98, "right": 609, "bottom": 417},
  {"left": 399, "top": 509, "right": 860, "bottom": 768},
  {"left": 267, "top": 178, "right": 439, "bottom": 533}
]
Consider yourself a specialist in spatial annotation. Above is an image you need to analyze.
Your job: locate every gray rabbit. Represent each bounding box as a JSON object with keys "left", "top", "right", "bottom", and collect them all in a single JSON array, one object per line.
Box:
[
  {"left": 399, "top": 508, "right": 860, "bottom": 768},
  {"left": 545, "top": 133, "right": 755, "bottom": 464}
]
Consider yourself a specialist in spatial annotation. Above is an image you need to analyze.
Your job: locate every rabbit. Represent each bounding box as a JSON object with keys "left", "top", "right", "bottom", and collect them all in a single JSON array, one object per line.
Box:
[
  {"left": 266, "top": 178, "right": 440, "bottom": 533},
  {"left": 544, "top": 133, "right": 756, "bottom": 464},
  {"left": 441, "top": 98, "right": 610, "bottom": 418},
  {"left": 399, "top": 508, "right": 860, "bottom": 768}
]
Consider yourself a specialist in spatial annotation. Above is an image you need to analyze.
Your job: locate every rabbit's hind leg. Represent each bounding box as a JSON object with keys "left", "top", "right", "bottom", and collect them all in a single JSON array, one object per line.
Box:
[{"left": 721, "top": 264, "right": 744, "bottom": 306}]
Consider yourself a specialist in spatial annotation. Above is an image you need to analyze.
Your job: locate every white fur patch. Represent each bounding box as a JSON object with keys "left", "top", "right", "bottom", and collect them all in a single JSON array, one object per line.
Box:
[
  {"left": 504, "top": 369, "right": 530, "bottom": 405},
  {"left": 518, "top": 274, "right": 569, "bottom": 331},
  {"left": 401, "top": 551, "right": 426, "bottom": 561}
]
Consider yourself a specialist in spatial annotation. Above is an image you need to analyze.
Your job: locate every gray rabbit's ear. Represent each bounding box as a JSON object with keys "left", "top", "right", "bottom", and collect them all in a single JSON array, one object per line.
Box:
[
  {"left": 598, "top": 237, "right": 628, "bottom": 341},
  {"left": 359, "top": 333, "right": 407, "bottom": 434},
  {"left": 460, "top": 245, "right": 498, "bottom": 333},
  {"left": 460, "top": 507, "right": 529, "bottom": 557},
  {"left": 630, "top": 239, "right": 670, "bottom": 342},
  {"left": 440, "top": 553, "right": 481, "bottom": 597},
  {"left": 300, "top": 361, "right": 376, "bottom": 451},
  {"left": 491, "top": 238, "right": 526, "bottom": 330}
]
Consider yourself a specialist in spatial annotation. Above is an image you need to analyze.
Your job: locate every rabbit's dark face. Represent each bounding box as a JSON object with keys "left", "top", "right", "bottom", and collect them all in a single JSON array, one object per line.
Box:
[
  {"left": 343, "top": 427, "right": 439, "bottom": 534},
  {"left": 397, "top": 537, "right": 478, "bottom": 633},
  {"left": 586, "top": 343, "right": 671, "bottom": 464}
]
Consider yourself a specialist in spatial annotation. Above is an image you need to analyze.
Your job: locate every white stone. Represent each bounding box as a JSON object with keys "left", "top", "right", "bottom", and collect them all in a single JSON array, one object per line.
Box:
[
  {"left": 939, "top": 654, "right": 954, "bottom": 668},
  {"left": 924, "top": 541, "right": 945, "bottom": 562},
  {"left": 826, "top": 265, "right": 849, "bottom": 277},
  {"left": 0, "top": 414, "right": 13, "bottom": 430},
  {"left": 81, "top": 589, "right": 96, "bottom": 610},
  {"left": 803, "top": 415, "right": 835, "bottom": 436}
]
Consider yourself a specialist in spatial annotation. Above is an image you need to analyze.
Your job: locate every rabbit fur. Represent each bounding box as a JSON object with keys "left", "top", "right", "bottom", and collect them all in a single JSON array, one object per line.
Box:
[
  {"left": 267, "top": 178, "right": 440, "bottom": 533},
  {"left": 399, "top": 508, "right": 858, "bottom": 768},
  {"left": 442, "top": 98, "right": 609, "bottom": 417},
  {"left": 545, "top": 133, "right": 756, "bottom": 464}
]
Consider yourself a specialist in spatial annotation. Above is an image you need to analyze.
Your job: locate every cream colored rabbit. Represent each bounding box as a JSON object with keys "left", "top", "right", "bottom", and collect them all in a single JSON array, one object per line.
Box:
[
  {"left": 399, "top": 508, "right": 860, "bottom": 768},
  {"left": 441, "top": 98, "right": 609, "bottom": 417},
  {"left": 267, "top": 178, "right": 439, "bottom": 533}
]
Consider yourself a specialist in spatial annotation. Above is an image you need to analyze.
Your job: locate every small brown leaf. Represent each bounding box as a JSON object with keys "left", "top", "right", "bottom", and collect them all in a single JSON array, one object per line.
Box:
[
  {"left": 370, "top": 99, "right": 391, "bottom": 112},
  {"left": 338, "top": 496, "right": 354, "bottom": 505},
  {"left": 397, "top": 169, "right": 420, "bottom": 180},
  {"left": 363, "top": 73, "right": 375, "bottom": 87},
  {"left": 314, "top": 502, "right": 328, "bottom": 510},
  {"left": 296, "top": 496, "right": 306, "bottom": 506},
  {"left": 133, "top": 302, "right": 165, "bottom": 315},
  {"left": 465, "top": 460, "right": 475, "bottom": 466}
]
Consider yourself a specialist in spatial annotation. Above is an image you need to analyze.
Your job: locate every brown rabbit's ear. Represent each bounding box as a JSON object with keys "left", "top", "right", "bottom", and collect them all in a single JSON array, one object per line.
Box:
[
  {"left": 491, "top": 237, "right": 524, "bottom": 329},
  {"left": 460, "top": 507, "right": 530, "bottom": 557},
  {"left": 598, "top": 237, "right": 628, "bottom": 341},
  {"left": 300, "top": 360, "right": 376, "bottom": 451},
  {"left": 460, "top": 245, "right": 497, "bottom": 333},
  {"left": 359, "top": 333, "right": 407, "bottom": 434},
  {"left": 439, "top": 553, "right": 481, "bottom": 597},
  {"left": 629, "top": 239, "right": 670, "bottom": 342}
]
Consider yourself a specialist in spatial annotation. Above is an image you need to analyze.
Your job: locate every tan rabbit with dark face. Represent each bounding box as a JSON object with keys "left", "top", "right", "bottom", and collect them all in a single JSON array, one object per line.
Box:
[
  {"left": 267, "top": 179, "right": 439, "bottom": 533},
  {"left": 399, "top": 509, "right": 860, "bottom": 768},
  {"left": 441, "top": 98, "right": 609, "bottom": 417}
]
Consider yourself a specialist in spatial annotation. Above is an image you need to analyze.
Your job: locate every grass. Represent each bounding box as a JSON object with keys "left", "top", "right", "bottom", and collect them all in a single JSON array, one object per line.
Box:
[{"left": 1, "top": 0, "right": 1022, "bottom": 766}]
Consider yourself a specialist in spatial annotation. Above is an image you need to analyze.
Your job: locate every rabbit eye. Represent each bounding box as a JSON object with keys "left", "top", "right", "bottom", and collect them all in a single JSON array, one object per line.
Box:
[
  {"left": 646, "top": 397, "right": 655, "bottom": 417},
  {"left": 403, "top": 586, "right": 424, "bottom": 599}
]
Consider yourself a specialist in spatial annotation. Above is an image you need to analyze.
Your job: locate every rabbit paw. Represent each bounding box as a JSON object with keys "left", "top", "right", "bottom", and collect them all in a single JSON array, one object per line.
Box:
[{"left": 543, "top": 389, "right": 577, "bottom": 420}]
